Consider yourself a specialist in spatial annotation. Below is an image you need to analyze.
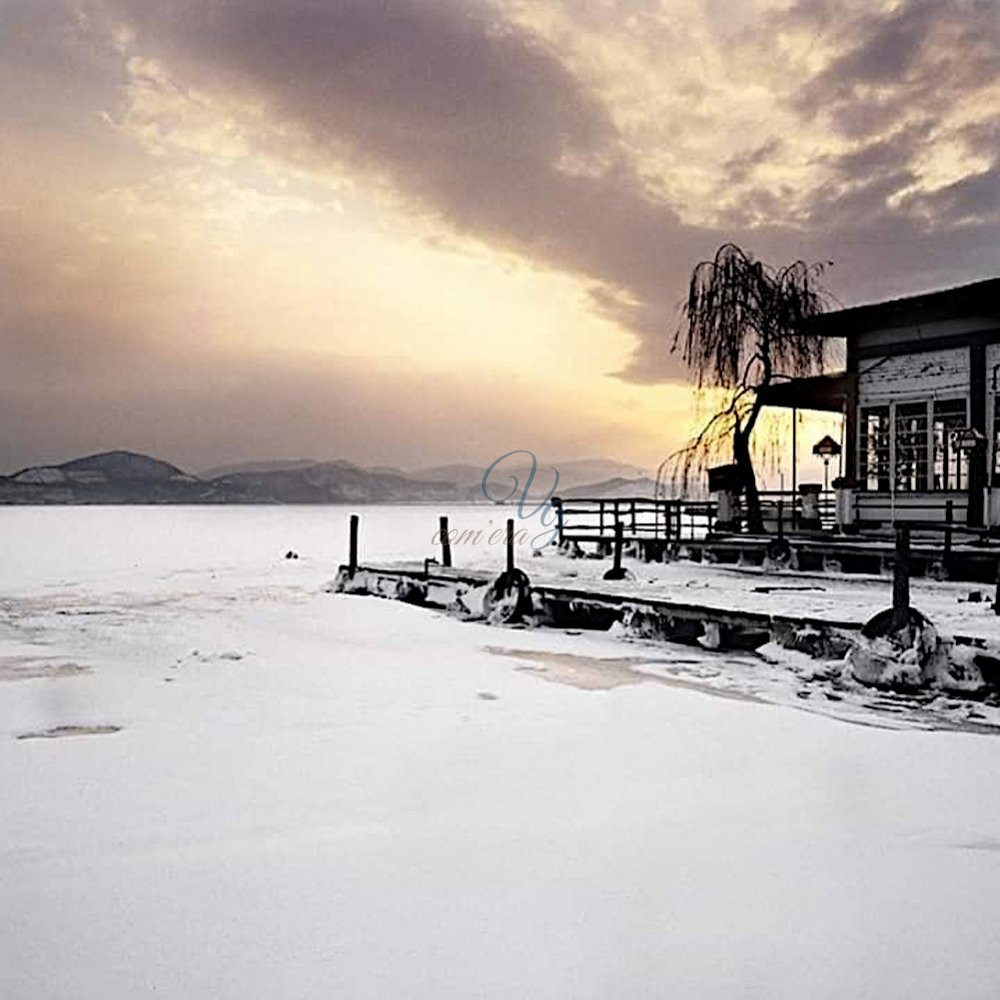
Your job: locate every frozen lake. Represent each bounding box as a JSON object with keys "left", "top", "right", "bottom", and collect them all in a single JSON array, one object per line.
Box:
[{"left": 3, "top": 505, "right": 1000, "bottom": 998}]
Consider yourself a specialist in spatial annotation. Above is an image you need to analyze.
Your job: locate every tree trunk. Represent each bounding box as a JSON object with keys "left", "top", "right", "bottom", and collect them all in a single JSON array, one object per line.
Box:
[{"left": 734, "top": 430, "right": 764, "bottom": 533}]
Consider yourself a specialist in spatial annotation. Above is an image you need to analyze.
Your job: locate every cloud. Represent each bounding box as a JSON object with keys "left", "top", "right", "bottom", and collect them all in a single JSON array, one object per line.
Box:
[
  {"left": 790, "top": 0, "right": 999, "bottom": 136},
  {"left": 84, "top": 0, "right": 997, "bottom": 384},
  {"left": 902, "top": 165, "right": 1000, "bottom": 228},
  {"left": 91, "top": 0, "right": 710, "bottom": 382},
  {"left": 2, "top": 0, "right": 997, "bottom": 481}
]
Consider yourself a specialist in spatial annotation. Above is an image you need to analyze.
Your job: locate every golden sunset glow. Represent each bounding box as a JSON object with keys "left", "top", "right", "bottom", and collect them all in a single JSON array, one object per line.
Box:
[{"left": 1, "top": 0, "right": 997, "bottom": 474}]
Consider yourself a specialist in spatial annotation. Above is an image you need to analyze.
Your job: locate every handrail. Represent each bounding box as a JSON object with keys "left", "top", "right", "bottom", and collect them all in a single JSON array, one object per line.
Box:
[{"left": 550, "top": 490, "right": 994, "bottom": 552}]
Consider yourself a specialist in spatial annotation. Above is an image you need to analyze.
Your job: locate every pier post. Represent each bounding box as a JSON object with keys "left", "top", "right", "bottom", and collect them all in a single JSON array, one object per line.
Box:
[
  {"left": 603, "top": 521, "right": 629, "bottom": 580},
  {"left": 506, "top": 518, "right": 515, "bottom": 574},
  {"left": 944, "top": 500, "right": 954, "bottom": 564},
  {"left": 993, "top": 556, "right": 1000, "bottom": 616},
  {"left": 348, "top": 514, "right": 359, "bottom": 575},
  {"left": 439, "top": 515, "right": 452, "bottom": 568},
  {"left": 891, "top": 525, "right": 911, "bottom": 631}
]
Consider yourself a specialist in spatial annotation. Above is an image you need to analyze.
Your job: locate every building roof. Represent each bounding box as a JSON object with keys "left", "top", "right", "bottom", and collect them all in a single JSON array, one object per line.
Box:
[
  {"left": 757, "top": 371, "right": 850, "bottom": 413},
  {"left": 808, "top": 276, "right": 1000, "bottom": 338}
]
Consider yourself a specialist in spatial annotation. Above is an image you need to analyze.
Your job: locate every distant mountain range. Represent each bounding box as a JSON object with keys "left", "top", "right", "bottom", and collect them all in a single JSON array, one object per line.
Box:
[{"left": 0, "top": 451, "right": 655, "bottom": 505}]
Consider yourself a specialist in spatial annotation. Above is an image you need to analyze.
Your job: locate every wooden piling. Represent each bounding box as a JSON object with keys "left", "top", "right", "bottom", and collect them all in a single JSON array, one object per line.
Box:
[
  {"left": 506, "top": 518, "right": 515, "bottom": 574},
  {"left": 439, "top": 515, "right": 452, "bottom": 568},
  {"left": 348, "top": 513, "right": 359, "bottom": 575},
  {"left": 602, "top": 520, "right": 629, "bottom": 580},
  {"left": 945, "top": 500, "right": 954, "bottom": 563},
  {"left": 891, "top": 525, "right": 910, "bottom": 630}
]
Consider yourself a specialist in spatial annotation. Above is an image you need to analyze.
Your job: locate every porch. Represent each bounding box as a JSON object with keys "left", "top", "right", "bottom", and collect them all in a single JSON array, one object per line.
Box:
[
  {"left": 550, "top": 490, "right": 998, "bottom": 583},
  {"left": 757, "top": 368, "right": 993, "bottom": 531}
]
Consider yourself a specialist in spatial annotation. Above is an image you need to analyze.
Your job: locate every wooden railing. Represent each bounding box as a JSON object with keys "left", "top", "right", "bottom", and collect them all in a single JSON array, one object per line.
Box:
[
  {"left": 851, "top": 493, "right": 995, "bottom": 548},
  {"left": 756, "top": 490, "right": 837, "bottom": 532},
  {"left": 551, "top": 491, "right": 996, "bottom": 559},
  {"left": 550, "top": 496, "right": 715, "bottom": 546},
  {"left": 552, "top": 490, "right": 839, "bottom": 549},
  {"left": 853, "top": 490, "right": 967, "bottom": 525}
]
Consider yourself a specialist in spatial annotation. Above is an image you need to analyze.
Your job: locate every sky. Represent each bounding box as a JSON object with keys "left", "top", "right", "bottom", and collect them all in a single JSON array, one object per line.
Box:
[{"left": 1, "top": 0, "right": 997, "bottom": 476}]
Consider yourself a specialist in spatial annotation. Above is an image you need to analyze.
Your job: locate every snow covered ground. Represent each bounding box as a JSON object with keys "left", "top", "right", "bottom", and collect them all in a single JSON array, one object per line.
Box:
[{"left": 4, "top": 505, "right": 1000, "bottom": 998}]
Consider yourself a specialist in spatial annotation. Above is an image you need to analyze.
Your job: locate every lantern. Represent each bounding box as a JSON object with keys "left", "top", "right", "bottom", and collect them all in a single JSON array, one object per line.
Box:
[{"left": 812, "top": 435, "right": 842, "bottom": 492}]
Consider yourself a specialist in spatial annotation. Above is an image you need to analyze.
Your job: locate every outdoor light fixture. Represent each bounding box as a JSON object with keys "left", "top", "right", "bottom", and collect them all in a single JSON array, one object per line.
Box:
[
  {"left": 956, "top": 427, "right": 987, "bottom": 453},
  {"left": 812, "top": 434, "right": 842, "bottom": 492}
]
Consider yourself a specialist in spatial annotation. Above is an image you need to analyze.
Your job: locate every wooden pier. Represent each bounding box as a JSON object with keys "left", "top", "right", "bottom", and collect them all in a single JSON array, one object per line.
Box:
[{"left": 330, "top": 559, "right": 999, "bottom": 659}]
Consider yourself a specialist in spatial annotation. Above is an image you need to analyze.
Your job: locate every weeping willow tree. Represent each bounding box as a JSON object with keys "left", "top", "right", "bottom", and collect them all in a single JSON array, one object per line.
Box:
[{"left": 672, "top": 243, "right": 829, "bottom": 534}]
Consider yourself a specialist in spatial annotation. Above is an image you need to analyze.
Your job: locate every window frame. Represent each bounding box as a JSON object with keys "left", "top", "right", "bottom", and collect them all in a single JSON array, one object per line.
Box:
[
  {"left": 857, "top": 396, "right": 969, "bottom": 493},
  {"left": 931, "top": 398, "right": 969, "bottom": 492},
  {"left": 859, "top": 404, "right": 891, "bottom": 492}
]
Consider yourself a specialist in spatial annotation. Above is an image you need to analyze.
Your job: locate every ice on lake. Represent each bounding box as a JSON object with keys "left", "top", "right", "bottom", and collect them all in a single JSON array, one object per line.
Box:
[{"left": 3, "top": 505, "right": 1000, "bottom": 999}]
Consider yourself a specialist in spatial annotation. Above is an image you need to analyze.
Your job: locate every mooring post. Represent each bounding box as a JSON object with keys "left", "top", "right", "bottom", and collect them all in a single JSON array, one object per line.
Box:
[
  {"left": 612, "top": 520, "right": 624, "bottom": 574},
  {"left": 553, "top": 497, "right": 564, "bottom": 548},
  {"left": 348, "top": 513, "right": 359, "bottom": 575},
  {"left": 506, "top": 518, "right": 515, "bottom": 574},
  {"left": 891, "top": 524, "right": 911, "bottom": 630},
  {"left": 944, "top": 500, "right": 954, "bottom": 563},
  {"left": 439, "top": 515, "right": 452, "bottom": 568},
  {"left": 777, "top": 499, "right": 785, "bottom": 541}
]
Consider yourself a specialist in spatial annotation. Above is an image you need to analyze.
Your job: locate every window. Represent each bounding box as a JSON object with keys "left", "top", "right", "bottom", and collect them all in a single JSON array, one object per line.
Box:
[
  {"left": 859, "top": 398, "right": 971, "bottom": 492},
  {"left": 932, "top": 398, "right": 968, "bottom": 490},
  {"left": 894, "top": 402, "right": 928, "bottom": 492},
  {"left": 860, "top": 406, "right": 890, "bottom": 491}
]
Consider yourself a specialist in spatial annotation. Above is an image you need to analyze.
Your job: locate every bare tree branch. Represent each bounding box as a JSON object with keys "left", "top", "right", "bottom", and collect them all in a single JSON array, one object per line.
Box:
[{"left": 670, "top": 243, "right": 830, "bottom": 532}]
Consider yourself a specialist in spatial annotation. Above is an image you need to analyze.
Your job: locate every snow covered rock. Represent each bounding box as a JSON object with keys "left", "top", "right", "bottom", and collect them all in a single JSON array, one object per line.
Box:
[
  {"left": 938, "top": 644, "right": 987, "bottom": 695},
  {"left": 846, "top": 609, "right": 985, "bottom": 694},
  {"left": 773, "top": 623, "right": 853, "bottom": 661},
  {"left": 615, "top": 606, "right": 701, "bottom": 644},
  {"left": 762, "top": 538, "right": 799, "bottom": 572},
  {"left": 448, "top": 584, "right": 489, "bottom": 621},
  {"left": 482, "top": 569, "right": 532, "bottom": 624}
]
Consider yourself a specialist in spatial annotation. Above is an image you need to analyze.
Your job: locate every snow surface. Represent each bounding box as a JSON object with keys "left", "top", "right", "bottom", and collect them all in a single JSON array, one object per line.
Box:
[{"left": 3, "top": 505, "right": 1000, "bottom": 998}]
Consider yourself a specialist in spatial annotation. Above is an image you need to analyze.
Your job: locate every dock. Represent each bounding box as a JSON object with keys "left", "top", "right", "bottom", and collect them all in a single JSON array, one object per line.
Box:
[
  {"left": 330, "top": 560, "right": 1000, "bottom": 661},
  {"left": 327, "top": 508, "right": 1000, "bottom": 704}
]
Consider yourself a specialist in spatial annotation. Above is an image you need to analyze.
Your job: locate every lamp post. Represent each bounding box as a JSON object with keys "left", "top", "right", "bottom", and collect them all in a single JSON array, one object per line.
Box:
[
  {"left": 812, "top": 434, "right": 842, "bottom": 494},
  {"left": 957, "top": 427, "right": 988, "bottom": 528},
  {"left": 957, "top": 426, "right": 987, "bottom": 454}
]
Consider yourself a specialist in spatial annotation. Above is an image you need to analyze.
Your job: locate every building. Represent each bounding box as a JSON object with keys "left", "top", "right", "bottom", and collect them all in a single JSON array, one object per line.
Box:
[{"left": 760, "top": 277, "right": 1000, "bottom": 529}]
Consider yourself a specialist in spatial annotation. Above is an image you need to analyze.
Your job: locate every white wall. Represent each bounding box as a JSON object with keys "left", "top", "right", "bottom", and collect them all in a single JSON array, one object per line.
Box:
[{"left": 858, "top": 346, "right": 969, "bottom": 406}]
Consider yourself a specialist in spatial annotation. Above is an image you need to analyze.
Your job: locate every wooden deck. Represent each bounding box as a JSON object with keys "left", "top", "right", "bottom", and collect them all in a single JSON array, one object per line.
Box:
[
  {"left": 331, "top": 561, "right": 1000, "bottom": 655},
  {"left": 552, "top": 494, "right": 998, "bottom": 582}
]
